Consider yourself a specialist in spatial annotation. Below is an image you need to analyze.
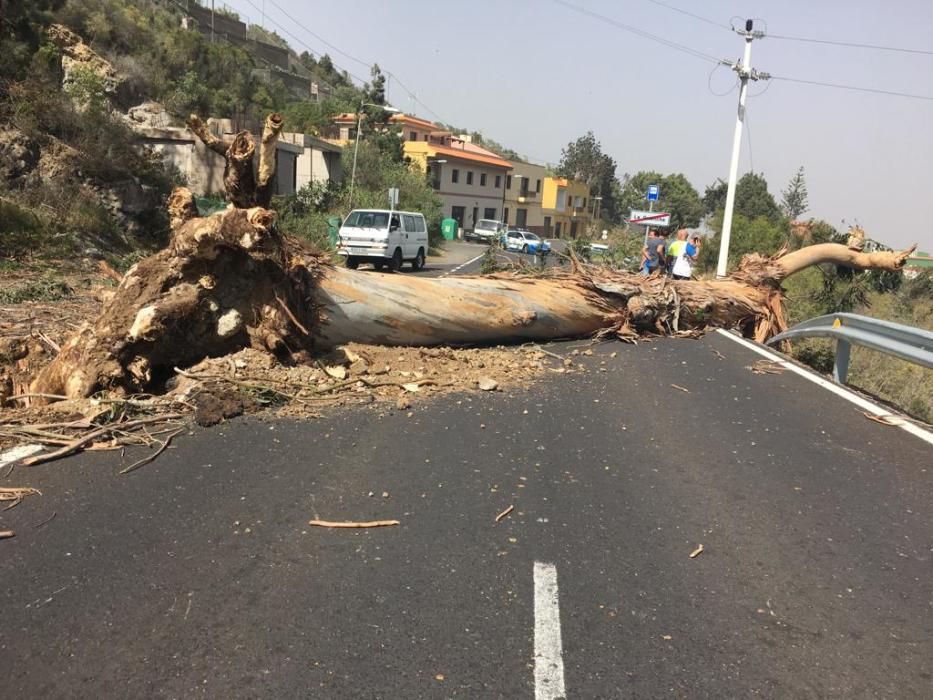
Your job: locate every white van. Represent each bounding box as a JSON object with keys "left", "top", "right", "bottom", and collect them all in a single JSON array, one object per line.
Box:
[{"left": 337, "top": 209, "right": 428, "bottom": 272}]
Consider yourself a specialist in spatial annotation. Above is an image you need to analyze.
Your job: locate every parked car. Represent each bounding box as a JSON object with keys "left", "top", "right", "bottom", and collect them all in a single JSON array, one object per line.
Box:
[
  {"left": 337, "top": 209, "right": 428, "bottom": 272},
  {"left": 466, "top": 218, "right": 505, "bottom": 244},
  {"left": 503, "top": 229, "right": 551, "bottom": 255}
]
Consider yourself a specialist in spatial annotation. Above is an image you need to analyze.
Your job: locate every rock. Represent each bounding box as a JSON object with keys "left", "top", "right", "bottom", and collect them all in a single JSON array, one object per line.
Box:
[
  {"left": 477, "top": 377, "right": 498, "bottom": 391},
  {"left": 396, "top": 396, "right": 411, "bottom": 410},
  {"left": 0, "top": 127, "right": 40, "bottom": 185},
  {"left": 126, "top": 101, "right": 172, "bottom": 128}
]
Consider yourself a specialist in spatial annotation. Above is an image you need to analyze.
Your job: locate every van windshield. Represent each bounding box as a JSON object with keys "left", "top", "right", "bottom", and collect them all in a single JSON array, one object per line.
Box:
[
  {"left": 344, "top": 211, "right": 389, "bottom": 228},
  {"left": 476, "top": 220, "right": 499, "bottom": 230}
]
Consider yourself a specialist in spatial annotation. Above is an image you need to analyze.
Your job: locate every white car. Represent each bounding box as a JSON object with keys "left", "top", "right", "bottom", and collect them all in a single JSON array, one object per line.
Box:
[
  {"left": 337, "top": 209, "right": 428, "bottom": 272},
  {"left": 503, "top": 229, "right": 551, "bottom": 254},
  {"left": 467, "top": 218, "right": 504, "bottom": 244}
]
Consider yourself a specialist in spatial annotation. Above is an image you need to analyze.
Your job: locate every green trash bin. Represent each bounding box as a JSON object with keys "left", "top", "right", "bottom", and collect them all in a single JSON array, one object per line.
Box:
[
  {"left": 327, "top": 216, "right": 342, "bottom": 247},
  {"left": 441, "top": 218, "right": 458, "bottom": 241}
]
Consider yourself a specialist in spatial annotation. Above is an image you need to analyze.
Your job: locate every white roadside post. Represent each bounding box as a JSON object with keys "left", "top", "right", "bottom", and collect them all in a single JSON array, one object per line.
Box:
[{"left": 716, "top": 20, "right": 769, "bottom": 278}]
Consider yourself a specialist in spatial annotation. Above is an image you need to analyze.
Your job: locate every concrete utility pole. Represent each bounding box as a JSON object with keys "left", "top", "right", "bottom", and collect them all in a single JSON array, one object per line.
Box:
[{"left": 716, "top": 19, "right": 770, "bottom": 278}]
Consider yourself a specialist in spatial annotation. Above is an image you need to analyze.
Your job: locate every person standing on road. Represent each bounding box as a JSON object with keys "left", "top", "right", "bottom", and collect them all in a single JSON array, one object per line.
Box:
[
  {"left": 665, "top": 229, "right": 688, "bottom": 276},
  {"left": 640, "top": 230, "right": 665, "bottom": 276},
  {"left": 671, "top": 231, "right": 699, "bottom": 280}
]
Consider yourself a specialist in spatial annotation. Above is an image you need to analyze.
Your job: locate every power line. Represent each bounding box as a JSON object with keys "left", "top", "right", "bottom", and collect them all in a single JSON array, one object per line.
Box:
[
  {"left": 641, "top": 0, "right": 730, "bottom": 31},
  {"left": 551, "top": 0, "right": 722, "bottom": 64},
  {"left": 770, "top": 75, "right": 933, "bottom": 102},
  {"left": 265, "top": 0, "right": 375, "bottom": 69},
  {"left": 228, "top": 0, "right": 371, "bottom": 85},
  {"left": 769, "top": 33, "right": 933, "bottom": 57}
]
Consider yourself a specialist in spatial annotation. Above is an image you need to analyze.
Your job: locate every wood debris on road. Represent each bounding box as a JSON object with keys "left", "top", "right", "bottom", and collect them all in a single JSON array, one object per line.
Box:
[
  {"left": 860, "top": 411, "right": 905, "bottom": 427},
  {"left": 308, "top": 519, "right": 400, "bottom": 528},
  {"left": 0, "top": 487, "right": 41, "bottom": 509},
  {"left": 0, "top": 530, "right": 15, "bottom": 539},
  {"left": 747, "top": 360, "right": 786, "bottom": 375},
  {"left": 689, "top": 544, "right": 704, "bottom": 558},
  {"left": 495, "top": 505, "right": 514, "bottom": 523},
  {"left": 670, "top": 384, "right": 690, "bottom": 393}
]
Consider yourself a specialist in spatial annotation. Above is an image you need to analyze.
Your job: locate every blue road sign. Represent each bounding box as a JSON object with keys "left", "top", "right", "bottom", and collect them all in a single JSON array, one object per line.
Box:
[{"left": 647, "top": 185, "right": 660, "bottom": 202}]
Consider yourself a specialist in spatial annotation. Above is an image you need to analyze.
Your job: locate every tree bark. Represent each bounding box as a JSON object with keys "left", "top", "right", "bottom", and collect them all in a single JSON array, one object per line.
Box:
[{"left": 25, "top": 116, "right": 917, "bottom": 401}]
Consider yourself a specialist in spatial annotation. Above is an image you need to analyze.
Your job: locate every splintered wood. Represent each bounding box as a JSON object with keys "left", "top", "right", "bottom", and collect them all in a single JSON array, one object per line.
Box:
[
  {"left": 0, "top": 487, "right": 41, "bottom": 509},
  {"left": 689, "top": 544, "right": 705, "bottom": 558},
  {"left": 308, "top": 519, "right": 400, "bottom": 528},
  {"left": 748, "top": 360, "right": 787, "bottom": 375},
  {"left": 1, "top": 407, "right": 185, "bottom": 473}
]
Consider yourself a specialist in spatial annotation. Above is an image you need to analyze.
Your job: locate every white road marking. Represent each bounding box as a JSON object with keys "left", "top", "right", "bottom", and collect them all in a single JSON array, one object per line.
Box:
[
  {"left": 0, "top": 444, "right": 45, "bottom": 469},
  {"left": 534, "top": 561, "right": 566, "bottom": 700},
  {"left": 441, "top": 252, "right": 485, "bottom": 277},
  {"left": 716, "top": 329, "right": 933, "bottom": 447}
]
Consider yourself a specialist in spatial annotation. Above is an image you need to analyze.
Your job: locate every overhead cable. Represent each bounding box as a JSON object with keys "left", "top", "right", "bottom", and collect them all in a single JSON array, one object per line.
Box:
[
  {"left": 552, "top": 0, "right": 722, "bottom": 64},
  {"left": 769, "top": 33, "right": 933, "bottom": 57},
  {"left": 770, "top": 75, "right": 933, "bottom": 101}
]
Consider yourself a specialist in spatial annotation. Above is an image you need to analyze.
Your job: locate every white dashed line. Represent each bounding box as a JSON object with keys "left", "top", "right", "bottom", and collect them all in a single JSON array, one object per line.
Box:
[
  {"left": 441, "top": 252, "right": 486, "bottom": 277},
  {"left": 534, "top": 561, "right": 566, "bottom": 700},
  {"left": 716, "top": 329, "right": 933, "bottom": 446}
]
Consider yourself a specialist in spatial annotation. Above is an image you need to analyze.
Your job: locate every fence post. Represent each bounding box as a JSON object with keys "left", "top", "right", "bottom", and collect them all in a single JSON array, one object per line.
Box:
[{"left": 833, "top": 339, "right": 851, "bottom": 384}]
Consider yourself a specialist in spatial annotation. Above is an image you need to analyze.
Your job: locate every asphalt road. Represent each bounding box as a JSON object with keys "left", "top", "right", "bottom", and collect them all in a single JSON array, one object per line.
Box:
[{"left": 1, "top": 333, "right": 931, "bottom": 698}]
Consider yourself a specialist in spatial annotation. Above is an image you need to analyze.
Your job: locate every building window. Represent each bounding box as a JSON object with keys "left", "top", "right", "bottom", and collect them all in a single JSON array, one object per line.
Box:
[
  {"left": 452, "top": 169, "right": 459, "bottom": 183},
  {"left": 506, "top": 175, "right": 512, "bottom": 189},
  {"left": 536, "top": 179, "right": 541, "bottom": 193},
  {"left": 504, "top": 207, "right": 509, "bottom": 224},
  {"left": 467, "top": 171, "right": 474, "bottom": 185},
  {"left": 409, "top": 131, "right": 417, "bottom": 141},
  {"left": 484, "top": 207, "right": 496, "bottom": 219},
  {"left": 495, "top": 175, "right": 501, "bottom": 189},
  {"left": 480, "top": 173, "right": 487, "bottom": 186},
  {"left": 583, "top": 197, "right": 587, "bottom": 210}
]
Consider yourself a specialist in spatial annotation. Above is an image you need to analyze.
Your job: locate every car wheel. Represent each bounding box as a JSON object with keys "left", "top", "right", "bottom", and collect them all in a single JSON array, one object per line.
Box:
[
  {"left": 388, "top": 247, "right": 403, "bottom": 272},
  {"left": 522, "top": 244, "right": 529, "bottom": 254},
  {"left": 411, "top": 248, "right": 425, "bottom": 271},
  {"left": 346, "top": 257, "right": 359, "bottom": 270}
]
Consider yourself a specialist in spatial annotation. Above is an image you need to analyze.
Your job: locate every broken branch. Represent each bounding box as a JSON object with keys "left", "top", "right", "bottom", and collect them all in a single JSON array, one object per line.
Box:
[{"left": 308, "top": 519, "right": 400, "bottom": 528}]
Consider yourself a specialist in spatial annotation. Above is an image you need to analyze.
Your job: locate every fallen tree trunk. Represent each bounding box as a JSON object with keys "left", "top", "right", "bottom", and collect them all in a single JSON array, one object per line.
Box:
[{"left": 27, "top": 115, "right": 916, "bottom": 401}]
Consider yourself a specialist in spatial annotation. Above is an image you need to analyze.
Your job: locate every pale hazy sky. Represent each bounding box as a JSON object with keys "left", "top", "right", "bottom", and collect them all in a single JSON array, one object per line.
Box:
[{"left": 227, "top": 0, "right": 932, "bottom": 250}]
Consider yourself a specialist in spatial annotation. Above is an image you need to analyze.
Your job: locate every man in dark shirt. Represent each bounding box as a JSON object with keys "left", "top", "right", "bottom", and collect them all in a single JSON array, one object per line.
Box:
[{"left": 640, "top": 230, "right": 665, "bottom": 276}]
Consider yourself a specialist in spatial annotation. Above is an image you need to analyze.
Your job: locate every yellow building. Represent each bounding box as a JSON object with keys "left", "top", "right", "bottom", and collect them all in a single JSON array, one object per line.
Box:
[{"left": 541, "top": 177, "right": 592, "bottom": 238}]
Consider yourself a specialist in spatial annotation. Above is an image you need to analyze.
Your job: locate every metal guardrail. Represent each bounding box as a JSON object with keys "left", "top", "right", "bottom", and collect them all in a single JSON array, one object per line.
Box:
[{"left": 767, "top": 313, "right": 933, "bottom": 384}]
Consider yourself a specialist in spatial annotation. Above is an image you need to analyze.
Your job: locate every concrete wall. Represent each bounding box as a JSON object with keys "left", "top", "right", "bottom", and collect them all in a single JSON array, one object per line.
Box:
[
  {"left": 280, "top": 133, "right": 344, "bottom": 190},
  {"left": 138, "top": 123, "right": 306, "bottom": 198}
]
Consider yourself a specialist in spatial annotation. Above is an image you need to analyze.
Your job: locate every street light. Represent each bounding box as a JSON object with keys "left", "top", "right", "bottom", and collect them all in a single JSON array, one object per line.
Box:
[{"left": 348, "top": 102, "right": 400, "bottom": 209}]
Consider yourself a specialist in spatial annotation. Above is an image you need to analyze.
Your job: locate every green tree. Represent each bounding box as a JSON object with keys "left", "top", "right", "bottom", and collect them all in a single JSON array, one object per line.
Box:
[
  {"left": 703, "top": 173, "right": 781, "bottom": 223},
  {"left": 0, "top": 0, "right": 64, "bottom": 80},
  {"left": 556, "top": 131, "right": 619, "bottom": 222},
  {"left": 781, "top": 166, "right": 809, "bottom": 220},
  {"left": 702, "top": 178, "right": 727, "bottom": 216},
  {"left": 619, "top": 171, "right": 703, "bottom": 232},
  {"left": 735, "top": 172, "right": 781, "bottom": 223},
  {"left": 696, "top": 211, "right": 788, "bottom": 273}
]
